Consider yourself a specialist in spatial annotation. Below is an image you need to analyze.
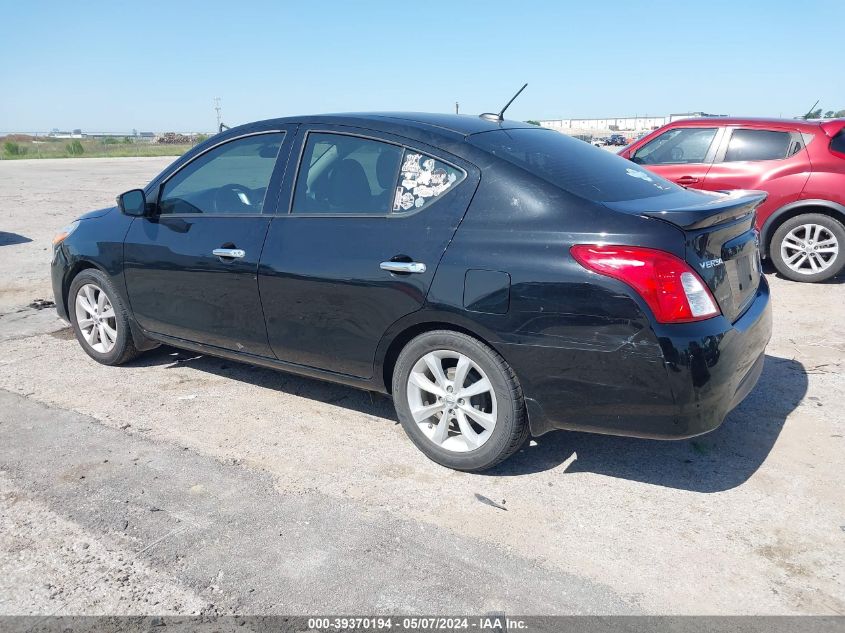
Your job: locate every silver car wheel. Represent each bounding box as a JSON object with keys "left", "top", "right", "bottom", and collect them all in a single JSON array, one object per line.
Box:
[
  {"left": 74, "top": 283, "right": 118, "bottom": 354},
  {"left": 406, "top": 350, "right": 498, "bottom": 453},
  {"left": 780, "top": 223, "right": 839, "bottom": 275}
]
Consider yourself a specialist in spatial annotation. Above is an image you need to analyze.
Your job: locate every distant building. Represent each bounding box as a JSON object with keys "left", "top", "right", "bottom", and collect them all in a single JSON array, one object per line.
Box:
[
  {"left": 48, "top": 129, "right": 83, "bottom": 139},
  {"left": 47, "top": 129, "right": 159, "bottom": 141},
  {"left": 538, "top": 112, "right": 726, "bottom": 136}
]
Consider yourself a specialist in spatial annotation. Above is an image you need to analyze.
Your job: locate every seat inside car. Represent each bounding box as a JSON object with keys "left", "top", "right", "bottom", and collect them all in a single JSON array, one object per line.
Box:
[{"left": 323, "top": 158, "right": 371, "bottom": 211}]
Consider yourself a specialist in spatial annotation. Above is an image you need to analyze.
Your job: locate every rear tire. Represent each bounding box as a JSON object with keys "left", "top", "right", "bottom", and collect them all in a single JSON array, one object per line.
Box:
[
  {"left": 68, "top": 269, "right": 142, "bottom": 366},
  {"left": 770, "top": 213, "right": 845, "bottom": 282},
  {"left": 392, "top": 330, "right": 529, "bottom": 472}
]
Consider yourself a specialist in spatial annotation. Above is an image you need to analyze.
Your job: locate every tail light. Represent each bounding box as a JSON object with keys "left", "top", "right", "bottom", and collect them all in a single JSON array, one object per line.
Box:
[{"left": 571, "top": 244, "right": 720, "bottom": 323}]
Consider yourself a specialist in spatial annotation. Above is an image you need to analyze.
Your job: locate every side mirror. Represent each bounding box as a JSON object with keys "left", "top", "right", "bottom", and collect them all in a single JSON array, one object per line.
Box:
[{"left": 117, "top": 189, "right": 147, "bottom": 216}]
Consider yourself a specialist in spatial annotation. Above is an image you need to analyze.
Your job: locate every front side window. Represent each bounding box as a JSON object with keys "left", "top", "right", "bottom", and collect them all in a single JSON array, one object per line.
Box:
[
  {"left": 723, "top": 129, "right": 792, "bottom": 162},
  {"left": 632, "top": 127, "right": 718, "bottom": 165},
  {"left": 292, "top": 133, "right": 403, "bottom": 215},
  {"left": 159, "top": 133, "right": 284, "bottom": 215}
]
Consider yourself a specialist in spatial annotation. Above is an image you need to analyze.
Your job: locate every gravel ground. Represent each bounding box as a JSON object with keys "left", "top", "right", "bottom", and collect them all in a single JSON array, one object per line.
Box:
[{"left": 0, "top": 157, "right": 843, "bottom": 616}]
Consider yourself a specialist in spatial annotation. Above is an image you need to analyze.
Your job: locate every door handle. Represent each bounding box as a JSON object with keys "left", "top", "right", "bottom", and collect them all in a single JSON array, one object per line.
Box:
[
  {"left": 213, "top": 248, "right": 246, "bottom": 259},
  {"left": 380, "top": 261, "right": 427, "bottom": 274},
  {"left": 676, "top": 176, "right": 699, "bottom": 185}
]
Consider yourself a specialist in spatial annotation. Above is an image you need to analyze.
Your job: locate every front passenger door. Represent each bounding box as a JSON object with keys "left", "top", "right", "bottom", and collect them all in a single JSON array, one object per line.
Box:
[
  {"left": 631, "top": 126, "right": 722, "bottom": 187},
  {"left": 124, "top": 130, "right": 294, "bottom": 356}
]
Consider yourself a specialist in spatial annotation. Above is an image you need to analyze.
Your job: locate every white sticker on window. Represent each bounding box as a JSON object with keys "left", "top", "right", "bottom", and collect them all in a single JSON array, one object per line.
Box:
[
  {"left": 626, "top": 168, "right": 653, "bottom": 182},
  {"left": 393, "top": 151, "right": 463, "bottom": 212}
]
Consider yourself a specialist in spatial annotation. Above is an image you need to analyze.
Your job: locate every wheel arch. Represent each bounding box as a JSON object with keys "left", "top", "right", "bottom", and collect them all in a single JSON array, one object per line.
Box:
[
  {"left": 376, "top": 312, "right": 503, "bottom": 395},
  {"left": 761, "top": 199, "right": 845, "bottom": 256},
  {"left": 62, "top": 259, "right": 107, "bottom": 317},
  {"left": 63, "top": 258, "right": 159, "bottom": 352}
]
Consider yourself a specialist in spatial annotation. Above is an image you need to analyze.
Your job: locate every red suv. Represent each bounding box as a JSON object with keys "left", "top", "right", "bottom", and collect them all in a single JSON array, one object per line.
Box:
[{"left": 620, "top": 118, "right": 845, "bottom": 282}]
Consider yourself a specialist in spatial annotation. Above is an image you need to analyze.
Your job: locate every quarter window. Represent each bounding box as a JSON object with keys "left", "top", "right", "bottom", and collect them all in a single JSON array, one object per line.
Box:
[
  {"left": 831, "top": 129, "right": 845, "bottom": 155},
  {"left": 159, "top": 133, "right": 284, "bottom": 215},
  {"left": 393, "top": 150, "right": 465, "bottom": 212},
  {"left": 632, "top": 127, "right": 718, "bottom": 165},
  {"left": 723, "top": 129, "right": 792, "bottom": 162},
  {"left": 292, "top": 133, "right": 403, "bottom": 215}
]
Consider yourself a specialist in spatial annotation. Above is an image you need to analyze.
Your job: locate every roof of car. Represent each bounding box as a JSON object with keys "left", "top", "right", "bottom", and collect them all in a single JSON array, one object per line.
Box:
[
  {"left": 667, "top": 116, "right": 827, "bottom": 130},
  {"left": 241, "top": 112, "right": 538, "bottom": 141}
]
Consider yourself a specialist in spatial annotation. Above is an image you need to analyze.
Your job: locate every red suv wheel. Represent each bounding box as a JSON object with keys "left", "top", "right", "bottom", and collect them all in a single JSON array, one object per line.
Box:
[{"left": 770, "top": 213, "right": 845, "bottom": 282}]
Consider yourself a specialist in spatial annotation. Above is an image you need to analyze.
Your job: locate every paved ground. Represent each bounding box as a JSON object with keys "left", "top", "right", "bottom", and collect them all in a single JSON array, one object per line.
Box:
[{"left": 0, "top": 158, "right": 843, "bottom": 615}]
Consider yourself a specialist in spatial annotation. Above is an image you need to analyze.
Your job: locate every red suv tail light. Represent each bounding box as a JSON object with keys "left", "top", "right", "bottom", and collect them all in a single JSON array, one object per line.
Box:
[{"left": 571, "top": 244, "right": 720, "bottom": 323}]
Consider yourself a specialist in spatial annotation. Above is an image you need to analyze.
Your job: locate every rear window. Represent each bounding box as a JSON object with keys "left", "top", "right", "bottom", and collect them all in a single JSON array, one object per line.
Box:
[{"left": 470, "top": 128, "right": 679, "bottom": 202}]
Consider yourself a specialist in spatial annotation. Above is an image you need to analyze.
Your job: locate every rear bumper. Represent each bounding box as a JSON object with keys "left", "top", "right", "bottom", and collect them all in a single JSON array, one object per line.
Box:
[{"left": 501, "top": 277, "right": 772, "bottom": 439}]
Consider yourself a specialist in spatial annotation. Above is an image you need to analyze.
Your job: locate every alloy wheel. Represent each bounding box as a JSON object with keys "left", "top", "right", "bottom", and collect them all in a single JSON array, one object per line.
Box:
[
  {"left": 780, "top": 223, "right": 839, "bottom": 275},
  {"left": 74, "top": 283, "right": 118, "bottom": 354},
  {"left": 406, "top": 350, "right": 498, "bottom": 453}
]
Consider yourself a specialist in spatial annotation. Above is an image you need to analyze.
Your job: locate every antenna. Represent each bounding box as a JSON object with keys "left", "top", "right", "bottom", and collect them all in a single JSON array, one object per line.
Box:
[
  {"left": 802, "top": 99, "right": 820, "bottom": 120},
  {"left": 480, "top": 83, "right": 528, "bottom": 122},
  {"left": 214, "top": 97, "right": 222, "bottom": 130}
]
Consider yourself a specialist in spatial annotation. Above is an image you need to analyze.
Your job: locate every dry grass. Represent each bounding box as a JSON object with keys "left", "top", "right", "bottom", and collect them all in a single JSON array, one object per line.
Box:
[{"left": 0, "top": 135, "right": 194, "bottom": 160}]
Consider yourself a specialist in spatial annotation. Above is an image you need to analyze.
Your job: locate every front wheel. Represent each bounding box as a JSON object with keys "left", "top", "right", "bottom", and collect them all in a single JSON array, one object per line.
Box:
[
  {"left": 770, "top": 213, "right": 845, "bottom": 282},
  {"left": 392, "top": 330, "right": 529, "bottom": 472},
  {"left": 68, "top": 268, "right": 142, "bottom": 365}
]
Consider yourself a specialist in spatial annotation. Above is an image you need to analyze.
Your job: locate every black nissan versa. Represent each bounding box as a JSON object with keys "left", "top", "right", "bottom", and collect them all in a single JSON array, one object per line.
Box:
[{"left": 51, "top": 113, "right": 772, "bottom": 471}]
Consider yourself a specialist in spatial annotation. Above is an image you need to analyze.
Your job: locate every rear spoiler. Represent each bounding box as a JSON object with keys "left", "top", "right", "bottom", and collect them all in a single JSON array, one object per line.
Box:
[
  {"left": 639, "top": 190, "right": 767, "bottom": 230},
  {"left": 820, "top": 119, "right": 845, "bottom": 138}
]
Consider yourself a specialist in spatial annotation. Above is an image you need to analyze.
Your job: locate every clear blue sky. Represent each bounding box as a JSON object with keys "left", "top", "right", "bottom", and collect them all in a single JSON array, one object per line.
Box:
[{"left": 1, "top": 0, "right": 842, "bottom": 133}]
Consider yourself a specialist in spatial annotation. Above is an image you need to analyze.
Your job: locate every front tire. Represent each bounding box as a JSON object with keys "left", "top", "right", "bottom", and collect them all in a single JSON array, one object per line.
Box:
[
  {"left": 770, "top": 213, "right": 845, "bottom": 282},
  {"left": 392, "top": 330, "right": 529, "bottom": 472},
  {"left": 68, "top": 268, "right": 142, "bottom": 365}
]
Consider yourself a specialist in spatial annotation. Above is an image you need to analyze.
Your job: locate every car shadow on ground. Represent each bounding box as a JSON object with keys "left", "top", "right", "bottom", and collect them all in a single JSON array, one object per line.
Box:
[
  {"left": 130, "top": 348, "right": 806, "bottom": 493},
  {"left": 0, "top": 231, "right": 32, "bottom": 246},
  {"left": 487, "top": 354, "right": 808, "bottom": 492},
  {"left": 763, "top": 262, "right": 843, "bottom": 284},
  {"left": 130, "top": 345, "right": 398, "bottom": 419}
]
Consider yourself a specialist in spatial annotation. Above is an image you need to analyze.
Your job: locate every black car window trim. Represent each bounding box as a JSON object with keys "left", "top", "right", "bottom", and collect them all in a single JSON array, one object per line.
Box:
[
  {"left": 713, "top": 127, "right": 802, "bottom": 164},
  {"left": 153, "top": 130, "right": 287, "bottom": 218},
  {"left": 284, "top": 128, "right": 468, "bottom": 219}
]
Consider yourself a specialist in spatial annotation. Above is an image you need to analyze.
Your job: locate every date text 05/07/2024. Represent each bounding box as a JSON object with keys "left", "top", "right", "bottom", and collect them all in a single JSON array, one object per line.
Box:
[{"left": 307, "top": 616, "right": 528, "bottom": 631}]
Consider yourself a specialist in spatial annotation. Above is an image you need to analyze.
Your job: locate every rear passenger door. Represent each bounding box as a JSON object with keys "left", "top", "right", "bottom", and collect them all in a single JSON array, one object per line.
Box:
[
  {"left": 258, "top": 126, "right": 480, "bottom": 378},
  {"left": 631, "top": 126, "right": 723, "bottom": 187},
  {"left": 700, "top": 127, "right": 811, "bottom": 203}
]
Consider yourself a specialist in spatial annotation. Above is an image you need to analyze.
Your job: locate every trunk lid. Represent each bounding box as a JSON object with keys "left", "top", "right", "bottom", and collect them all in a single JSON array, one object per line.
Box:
[{"left": 604, "top": 189, "right": 767, "bottom": 323}]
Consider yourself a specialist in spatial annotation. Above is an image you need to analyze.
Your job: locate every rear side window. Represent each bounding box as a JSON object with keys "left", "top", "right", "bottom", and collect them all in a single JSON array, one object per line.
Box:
[
  {"left": 470, "top": 128, "right": 680, "bottom": 202},
  {"left": 292, "top": 133, "right": 402, "bottom": 215},
  {"left": 723, "top": 129, "right": 792, "bottom": 162},
  {"left": 632, "top": 127, "right": 718, "bottom": 165}
]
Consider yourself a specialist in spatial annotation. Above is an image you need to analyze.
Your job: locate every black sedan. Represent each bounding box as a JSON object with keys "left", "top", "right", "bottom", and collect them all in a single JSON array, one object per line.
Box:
[{"left": 51, "top": 113, "right": 771, "bottom": 471}]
